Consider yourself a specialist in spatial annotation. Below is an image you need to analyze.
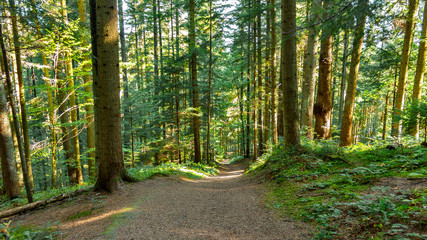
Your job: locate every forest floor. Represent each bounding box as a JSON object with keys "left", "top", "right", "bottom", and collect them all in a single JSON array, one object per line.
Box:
[{"left": 10, "top": 161, "right": 312, "bottom": 239}]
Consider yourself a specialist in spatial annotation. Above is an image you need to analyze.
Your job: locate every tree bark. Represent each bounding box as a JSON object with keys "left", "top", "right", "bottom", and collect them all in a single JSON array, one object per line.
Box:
[
  {"left": 189, "top": 0, "right": 201, "bottom": 163},
  {"left": 338, "top": 28, "right": 349, "bottom": 129},
  {"left": 0, "top": 62, "right": 20, "bottom": 199},
  {"left": 93, "top": 0, "right": 132, "bottom": 192},
  {"left": 270, "top": 0, "right": 277, "bottom": 144},
  {"left": 206, "top": 0, "right": 213, "bottom": 163},
  {"left": 340, "top": 0, "right": 368, "bottom": 146},
  {"left": 314, "top": 1, "right": 333, "bottom": 139},
  {"left": 392, "top": 0, "right": 419, "bottom": 138},
  {"left": 8, "top": 0, "right": 34, "bottom": 188},
  {"left": 281, "top": 0, "right": 300, "bottom": 146},
  {"left": 301, "top": 0, "right": 321, "bottom": 140},
  {"left": 0, "top": 22, "right": 33, "bottom": 202},
  {"left": 409, "top": 0, "right": 427, "bottom": 138},
  {"left": 78, "top": 0, "right": 96, "bottom": 179}
]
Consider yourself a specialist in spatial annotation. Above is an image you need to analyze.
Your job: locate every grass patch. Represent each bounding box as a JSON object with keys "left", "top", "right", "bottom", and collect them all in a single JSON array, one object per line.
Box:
[
  {"left": 66, "top": 209, "right": 94, "bottom": 221},
  {"left": 249, "top": 139, "right": 427, "bottom": 239},
  {"left": 127, "top": 162, "right": 219, "bottom": 181}
]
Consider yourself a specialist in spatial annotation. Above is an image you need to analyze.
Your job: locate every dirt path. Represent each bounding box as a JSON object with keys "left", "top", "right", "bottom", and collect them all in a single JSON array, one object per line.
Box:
[{"left": 12, "top": 162, "right": 311, "bottom": 239}]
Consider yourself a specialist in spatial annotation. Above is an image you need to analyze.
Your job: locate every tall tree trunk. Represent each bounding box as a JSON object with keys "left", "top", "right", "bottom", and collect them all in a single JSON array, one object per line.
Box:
[
  {"left": 0, "top": 22, "right": 33, "bottom": 202},
  {"left": 257, "top": 0, "right": 263, "bottom": 154},
  {"left": 78, "top": 0, "right": 96, "bottom": 179},
  {"left": 189, "top": 0, "right": 201, "bottom": 163},
  {"left": 175, "top": 3, "right": 181, "bottom": 164},
  {"left": 0, "top": 55, "right": 20, "bottom": 199},
  {"left": 338, "top": 28, "right": 349, "bottom": 129},
  {"left": 93, "top": 0, "right": 132, "bottom": 192},
  {"left": 264, "top": 0, "right": 271, "bottom": 150},
  {"left": 8, "top": 0, "right": 34, "bottom": 188},
  {"left": 392, "top": 0, "right": 419, "bottom": 138},
  {"left": 206, "top": 0, "right": 213, "bottom": 164},
  {"left": 409, "top": 0, "right": 427, "bottom": 138},
  {"left": 118, "top": 0, "right": 131, "bottom": 148},
  {"left": 270, "top": 0, "right": 277, "bottom": 144},
  {"left": 340, "top": 0, "right": 368, "bottom": 146},
  {"left": 252, "top": 7, "right": 258, "bottom": 159},
  {"left": 382, "top": 91, "right": 389, "bottom": 140},
  {"left": 281, "top": 0, "right": 300, "bottom": 146},
  {"left": 246, "top": 6, "right": 251, "bottom": 158},
  {"left": 62, "top": 0, "right": 83, "bottom": 185},
  {"left": 314, "top": 1, "right": 333, "bottom": 139},
  {"left": 30, "top": 0, "right": 59, "bottom": 184},
  {"left": 301, "top": 0, "right": 321, "bottom": 140}
]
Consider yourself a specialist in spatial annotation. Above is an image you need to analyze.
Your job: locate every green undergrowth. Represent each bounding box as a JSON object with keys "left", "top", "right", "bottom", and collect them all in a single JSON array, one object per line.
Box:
[
  {"left": 127, "top": 162, "right": 219, "bottom": 181},
  {"left": 1, "top": 221, "right": 60, "bottom": 240},
  {"left": 0, "top": 183, "right": 92, "bottom": 212},
  {"left": 248, "top": 139, "right": 427, "bottom": 239}
]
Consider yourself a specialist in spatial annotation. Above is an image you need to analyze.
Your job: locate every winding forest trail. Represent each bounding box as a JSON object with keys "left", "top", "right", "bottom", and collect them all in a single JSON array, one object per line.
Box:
[{"left": 13, "top": 162, "right": 311, "bottom": 239}]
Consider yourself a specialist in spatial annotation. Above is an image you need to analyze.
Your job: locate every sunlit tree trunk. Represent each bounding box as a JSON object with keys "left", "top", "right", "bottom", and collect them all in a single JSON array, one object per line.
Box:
[
  {"left": 93, "top": 0, "right": 133, "bottom": 192},
  {"left": 314, "top": 1, "right": 332, "bottom": 139},
  {"left": 252, "top": 6, "right": 258, "bottom": 159},
  {"left": 338, "top": 28, "right": 349, "bottom": 129},
  {"left": 8, "top": 0, "right": 34, "bottom": 188},
  {"left": 301, "top": 0, "right": 321, "bottom": 140},
  {"left": 281, "top": 0, "right": 300, "bottom": 146},
  {"left": 340, "top": 0, "right": 368, "bottom": 146},
  {"left": 270, "top": 0, "right": 277, "bottom": 144},
  {"left": 118, "top": 0, "right": 131, "bottom": 149},
  {"left": 263, "top": 0, "right": 271, "bottom": 150},
  {"left": 409, "top": 0, "right": 427, "bottom": 138},
  {"left": 257, "top": 0, "right": 263, "bottom": 154},
  {"left": 62, "top": 0, "right": 83, "bottom": 185},
  {"left": 392, "top": 0, "right": 419, "bottom": 138},
  {"left": 0, "top": 55, "right": 20, "bottom": 199},
  {"left": 0, "top": 22, "right": 33, "bottom": 202},
  {"left": 78, "top": 0, "right": 96, "bottom": 179},
  {"left": 382, "top": 92, "right": 389, "bottom": 140}
]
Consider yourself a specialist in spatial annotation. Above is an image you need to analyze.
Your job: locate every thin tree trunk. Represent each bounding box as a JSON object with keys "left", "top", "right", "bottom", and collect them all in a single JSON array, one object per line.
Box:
[
  {"left": 338, "top": 28, "right": 349, "bottom": 129},
  {"left": 118, "top": 0, "right": 131, "bottom": 148},
  {"left": 62, "top": 0, "right": 83, "bottom": 185},
  {"left": 77, "top": 0, "right": 96, "bottom": 179},
  {"left": 189, "top": 0, "right": 201, "bottom": 163},
  {"left": 0, "top": 22, "right": 33, "bottom": 202},
  {"left": 264, "top": 0, "right": 271, "bottom": 150},
  {"left": 340, "top": 0, "right": 368, "bottom": 146},
  {"left": 8, "top": 0, "right": 34, "bottom": 188},
  {"left": 270, "top": 0, "right": 277, "bottom": 144},
  {"left": 382, "top": 91, "right": 389, "bottom": 140},
  {"left": 392, "top": 0, "right": 419, "bottom": 138},
  {"left": 206, "top": 0, "right": 213, "bottom": 164},
  {"left": 281, "top": 0, "right": 300, "bottom": 146},
  {"left": 253, "top": 7, "right": 258, "bottom": 159},
  {"left": 301, "top": 0, "right": 321, "bottom": 139},
  {"left": 257, "top": 0, "right": 263, "bottom": 154},
  {"left": 409, "top": 0, "right": 427, "bottom": 137}
]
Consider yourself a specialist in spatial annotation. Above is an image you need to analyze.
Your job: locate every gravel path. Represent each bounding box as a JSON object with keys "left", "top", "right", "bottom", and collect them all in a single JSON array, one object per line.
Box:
[{"left": 13, "top": 162, "right": 311, "bottom": 239}]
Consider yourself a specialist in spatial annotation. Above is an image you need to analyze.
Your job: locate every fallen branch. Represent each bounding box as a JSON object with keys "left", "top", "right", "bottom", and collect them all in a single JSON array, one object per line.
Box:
[{"left": 0, "top": 187, "right": 91, "bottom": 219}]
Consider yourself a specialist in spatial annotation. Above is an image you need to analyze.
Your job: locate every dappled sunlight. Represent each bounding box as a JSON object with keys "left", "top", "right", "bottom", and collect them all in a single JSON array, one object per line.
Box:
[{"left": 61, "top": 207, "right": 133, "bottom": 230}]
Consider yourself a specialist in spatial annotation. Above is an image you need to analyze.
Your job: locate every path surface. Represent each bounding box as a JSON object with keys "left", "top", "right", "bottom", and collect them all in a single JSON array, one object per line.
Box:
[{"left": 13, "top": 163, "right": 310, "bottom": 239}]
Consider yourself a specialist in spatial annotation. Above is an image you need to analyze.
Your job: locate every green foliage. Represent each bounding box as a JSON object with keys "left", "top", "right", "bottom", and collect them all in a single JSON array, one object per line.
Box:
[
  {"left": 1, "top": 221, "right": 60, "bottom": 240},
  {"left": 249, "top": 139, "right": 427, "bottom": 239},
  {"left": 127, "top": 162, "right": 219, "bottom": 181}
]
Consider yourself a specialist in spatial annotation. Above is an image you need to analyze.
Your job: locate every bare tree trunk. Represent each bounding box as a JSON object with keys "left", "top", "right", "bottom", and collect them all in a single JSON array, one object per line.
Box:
[
  {"left": 0, "top": 57, "right": 20, "bottom": 199},
  {"left": 270, "top": 0, "right": 277, "bottom": 144},
  {"left": 257, "top": 0, "right": 263, "bottom": 154},
  {"left": 78, "top": 0, "right": 96, "bottom": 179},
  {"left": 392, "top": 0, "right": 419, "bottom": 138},
  {"left": 93, "top": 0, "right": 132, "bottom": 192},
  {"left": 206, "top": 0, "right": 213, "bottom": 164},
  {"left": 301, "top": 0, "right": 321, "bottom": 139},
  {"left": 409, "top": 0, "right": 427, "bottom": 138},
  {"left": 281, "top": 0, "right": 300, "bottom": 146},
  {"left": 189, "top": 0, "right": 201, "bottom": 163},
  {"left": 340, "top": 0, "right": 368, "bottom": 146},
  {"left": 0, "top": 22, "right": 33, "bottom": 202},
  {"left": 8, "top": 0, "right": 34, "bottom": 188},
  {"left": 382, "top": 92, "right": 389, "bottom": 140}
]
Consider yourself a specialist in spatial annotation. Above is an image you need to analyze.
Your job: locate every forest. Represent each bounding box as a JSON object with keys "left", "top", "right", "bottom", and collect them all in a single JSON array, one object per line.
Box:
[{"left": 0, "top": 0, "right": 426, "bottom": 239}]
